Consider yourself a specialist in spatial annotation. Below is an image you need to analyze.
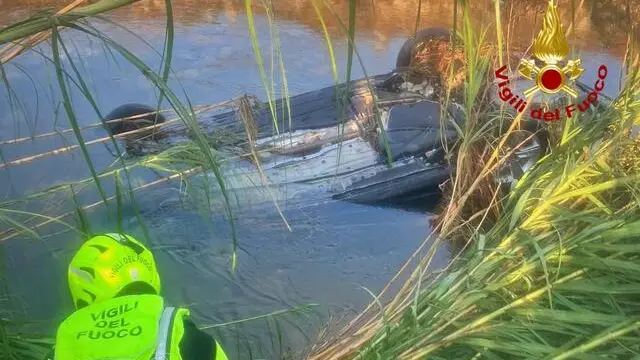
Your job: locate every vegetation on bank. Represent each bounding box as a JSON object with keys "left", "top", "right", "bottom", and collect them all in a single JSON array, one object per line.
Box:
[
  {"left": 309, "top": 72, "right": 640, "bottom": 357},
  {"left": 307, "top": 1, "right": 640, "bottom": 359},
  {"left": 1, "top": 0, "right": 639, "bottom": 360}
]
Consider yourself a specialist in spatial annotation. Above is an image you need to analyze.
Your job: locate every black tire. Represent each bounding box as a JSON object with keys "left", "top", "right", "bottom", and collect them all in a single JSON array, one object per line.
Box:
[
  {"left": 395, "top": 27, "right": 453, "bottom": 69},
  {"left": 104, "top": 103, "right": 166, "bottom": 137}
]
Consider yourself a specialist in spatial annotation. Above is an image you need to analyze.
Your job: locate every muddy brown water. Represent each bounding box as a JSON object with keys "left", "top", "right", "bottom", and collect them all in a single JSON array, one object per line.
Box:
[{"left": 0, "top": 0, "right": 632, "bottom": 358}]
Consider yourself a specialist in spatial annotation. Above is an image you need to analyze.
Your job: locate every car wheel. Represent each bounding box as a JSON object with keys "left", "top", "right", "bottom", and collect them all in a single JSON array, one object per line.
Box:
[
  {"left": 395, "top": 27, "right": 453, "bottom": 69},
  {"left": 104, "top": 103, "right": 166, "bottom": 138}
]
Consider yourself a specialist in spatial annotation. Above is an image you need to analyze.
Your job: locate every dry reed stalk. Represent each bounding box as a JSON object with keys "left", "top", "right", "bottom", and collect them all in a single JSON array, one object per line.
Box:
[
  {"left": 1, "top": 140, "right": 298, "bottom": 240},
  {"left": 0, "top": 166, "right": 203, "bottom": 242},
  {"left": 0, "top": 105, "right": 211, "bottom": 146},
  {"left": 0, "top": 102, "right": 228, "bottom": 169},
  {"left": 307, "top": 221, "right": 447, "bottom": 358},
  {"left": 0, "top": 0, "right": 88, "bottom": 64},
  {"left": 235, "top": 95, "right": 292, "bottom": 232},
  {"left": 1, "top": 118, "right": 180, "bottom": 168}
]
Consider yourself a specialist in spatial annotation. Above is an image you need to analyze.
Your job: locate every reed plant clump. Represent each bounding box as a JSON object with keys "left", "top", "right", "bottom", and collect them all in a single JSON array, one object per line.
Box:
[
  {"left": 310, "top": 78, "right": 640, "bottom": 359},
  {"left": 307, "top": 1, "right": 640, "bottom": 359},
  {"left": 312, "top": 89, "right": 640, "bottom": 358}
]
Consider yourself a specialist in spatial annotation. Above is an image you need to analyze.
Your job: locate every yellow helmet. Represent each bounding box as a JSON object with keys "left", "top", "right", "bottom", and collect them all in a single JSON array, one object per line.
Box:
[{"left": 68, "top": 233, "right": 161, "bottom": 309}]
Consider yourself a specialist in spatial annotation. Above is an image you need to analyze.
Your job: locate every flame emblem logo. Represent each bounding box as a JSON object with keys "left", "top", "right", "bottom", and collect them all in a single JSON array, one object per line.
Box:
[{"left": 518, "top": 0, "right": 584, "bottom": 98}]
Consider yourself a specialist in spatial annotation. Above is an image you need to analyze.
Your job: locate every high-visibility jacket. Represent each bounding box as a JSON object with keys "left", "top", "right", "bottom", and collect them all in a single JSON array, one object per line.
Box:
[{"left": 53, "top": 294, "right": 228, "bottom": 360}]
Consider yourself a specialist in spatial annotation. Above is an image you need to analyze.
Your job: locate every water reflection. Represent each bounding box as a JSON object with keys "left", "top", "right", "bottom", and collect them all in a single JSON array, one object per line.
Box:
[{"left": 1, "top": 0, "right": 637, "bottom": 55}]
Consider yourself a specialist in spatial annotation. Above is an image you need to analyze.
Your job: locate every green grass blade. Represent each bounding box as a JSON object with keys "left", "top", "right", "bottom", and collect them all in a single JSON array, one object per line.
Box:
[
  {"left": 0, "top": 0, "right": 142, "bottom": 45},
  {"left": 50, "top": 28, "right": 112, "bottom": 215},
  {"left": 243, "top": 0, "right": 279, "bottom": 134},
  {"left": 63, "top": 22, "right": 238, "bottom": 268}
]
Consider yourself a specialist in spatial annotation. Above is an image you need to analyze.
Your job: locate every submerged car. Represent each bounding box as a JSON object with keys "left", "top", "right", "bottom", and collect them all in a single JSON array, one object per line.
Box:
[
  {"left": 106, "top": 28, "right": 598, "bottom": 206},
  {"left": 108, "top": 76, "right": 535, "bottom": 206}
]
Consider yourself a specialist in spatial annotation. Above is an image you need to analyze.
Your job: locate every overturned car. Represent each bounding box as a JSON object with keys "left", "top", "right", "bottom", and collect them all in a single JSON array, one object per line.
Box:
[{"left": 105, "top": 28, "right": 599, "bottom": 207}]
